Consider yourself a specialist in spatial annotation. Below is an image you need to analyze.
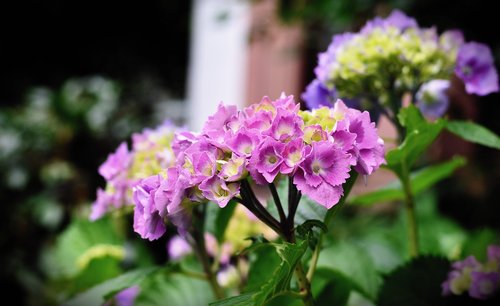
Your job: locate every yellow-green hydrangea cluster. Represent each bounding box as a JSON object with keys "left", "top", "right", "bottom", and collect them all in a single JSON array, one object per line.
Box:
[{"left": 329, "top": 27, "right": 455, "bottom": 106}]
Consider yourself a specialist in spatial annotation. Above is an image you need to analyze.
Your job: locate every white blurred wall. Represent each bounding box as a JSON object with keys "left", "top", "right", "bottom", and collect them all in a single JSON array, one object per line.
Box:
[{"left": 186, "top": 0, "right": 250, "bottom": 132}]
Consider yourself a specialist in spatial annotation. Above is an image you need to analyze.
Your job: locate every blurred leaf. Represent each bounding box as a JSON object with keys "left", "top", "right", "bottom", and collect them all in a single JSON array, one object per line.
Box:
[
  {"left": 253, "top": 240, "right": 308, "bottom": 305},
  {"left": 63, "top": 267, "right": 157, "bottom": 306},
  {"left": 461, "top": 228, "right": 500, "bottom": 262},
  {"left": 317, "top": 241, "right": 381, "bottom": 300},
  {"left": 271, "top": 178, "right": 328, "bottom": 225},
  {"left": 267, "top": 295, "right": 303, "bottom": 306},
  {"left": 294, "top": 195, "right": 328, "bottom": 226},
  {"left": 209, "top": 292, "right": 254, "bottom": 306},
  {"left": 70, "top": 256, "right": 123, "bottom": 295},
  {"left": 205, "top": 200, "right": 237, "bottom": 243},
  {"left": 446, "top": 120, "right": 500, "bottom": 150},
  {"left": 135, "top": 271, "right": 214, "bottom": 306},
  {"left": 312, "top": 268, "right": 351, "bottom": 306},
  {"left": 377, "top": 256, "right": 450, "bottom": 306},
  {"left": 43, "top": 216, "right": 124, "bottom": 279},
  {"left": 350, "top": 156, "right": 466, "bottom": 206},
  {"left": 386, "top": 105, "right": 445, "bottom": 176}
]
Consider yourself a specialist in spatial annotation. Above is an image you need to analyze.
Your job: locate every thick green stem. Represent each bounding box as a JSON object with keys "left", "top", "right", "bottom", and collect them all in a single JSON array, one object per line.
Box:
[
  {"left": 294, "top": 261, "right": 315, "bottom": 306},
  {"left": 401, "top": 173, "right": 419, "bottom": 257}
]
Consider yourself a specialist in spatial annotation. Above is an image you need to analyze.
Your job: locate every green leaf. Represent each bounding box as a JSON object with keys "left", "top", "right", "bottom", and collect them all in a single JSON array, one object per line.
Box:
[
  {"left": 350, "top": 156, "right": 466, "bottom": 206},
  {"left": 135, "top": 271, "right": 214, "bottom": 306},
  {"left": 70, "top": 256, "right": 123, "bottom": 295},
  {"left": 397, "top": 103, "right": 426, "bottom": 130},
  {"left": 317, "top": 241, "right": 381, "bottom": 300},
  {"left": 312, "top": 269, "right": 351, "bottom": 306},
  {"left": 42, "top": 216, "right": 124, "bottom": 279},
  {"left": 461, "top": 228, "right": 500, "bottom": 261},
  {"left": 205, "top": 200, "right": 237, "bottom": 243},
  {"left": 377, "top": 256, "right": 450, "bottom": 306},
  {"left": 386, "top": 105, "right": 445, "bottom": 176},
  {"left": 252, "top": 240, "right": 308, "bottom": 305},
  {"left": 63, "top": 267, "right": 158, "bottom": 306},
  {"left": 244, "top": 244, "right": 281, "bottom": 293},
  {"left": 446, "top": 120, "right": 500, "bottom": 150},
  {"left": 209, "top": 292, "right": 255, "bottom": 306},
  {"left": 296, "top": 219, "right": 328, "bottom": 236}
]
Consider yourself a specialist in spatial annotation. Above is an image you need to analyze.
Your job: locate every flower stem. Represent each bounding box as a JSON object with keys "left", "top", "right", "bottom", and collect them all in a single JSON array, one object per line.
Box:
[
  {"left": 191, "top": 206, "right": 225, "bottom": 300},
  {"left": 400, "top": 171, "right": 419, "bottom": 257},
  {"left": 294, "top": 261, "right": 315, "bottom": 306},
  {"left": 239, "top": 180, "right": 282, "bottom": 236},
  {"left": 269, "top": 182, "right": 287, "bottom": 225}
]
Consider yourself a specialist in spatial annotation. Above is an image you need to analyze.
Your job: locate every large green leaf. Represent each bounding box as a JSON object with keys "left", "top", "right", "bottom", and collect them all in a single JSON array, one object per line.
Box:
[
  {"left": 70, "top": 256, "right": 123, "bottom": 295},
  {"left": 350, "top": 156, "right": 466, "bottom": 206},
  {"left": 135, "top": 271, "right": 214, "bottom": 306},
  {"left": 42, "top": 216, "right": 124, "bottom": 279},
  {"left": 252, "top": 240, "right": 308, "bottom": 305},
  {"left": 377, "top": 256, "right": 450, "bottom": 306},
  {"left": 386, "top": 105, "right": 445, "bottom": 176},
  {"left": 244, "top": 244, "right": 281, "bottom": 293},
  {"left": 316, "top": 241, "right": 382, "bottom": 300},
  {"left": 63, "top": 267, "right": 158, "bottom": 306},
  {"left": 446, "top": 120, "right": 500, "bottom": 150}
]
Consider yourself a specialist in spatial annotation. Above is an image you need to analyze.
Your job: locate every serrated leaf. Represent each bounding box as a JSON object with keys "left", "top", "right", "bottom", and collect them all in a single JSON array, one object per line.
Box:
[
  {"left": 377, "top": 256, "right": 450, "bottom": 306},
  {"left": 135, "top": 271, "right": 214, "bottom": 306},
  {"left": 63, "top": 267, "right": 158, "bottom": 306},
  {"left": 386, "top": 105, "right": 445, "bottom": 176},
  {"left": 446, "top": 120, "right": 500, "bottom": 150},
  {"left": 210, "top": 292, "right": 255, "bottom": 306},
  {"left": 350, "top": 156, "right": 466, "bottom": 206},
  {"left": 252, "top": 240, "right": 308, "bottom": 305},
  {"left": 244, "top": 244, "right": 281, "bottom": 293},
  {"left": 317, "top": 242, "right": 382, "bottom": 300}
]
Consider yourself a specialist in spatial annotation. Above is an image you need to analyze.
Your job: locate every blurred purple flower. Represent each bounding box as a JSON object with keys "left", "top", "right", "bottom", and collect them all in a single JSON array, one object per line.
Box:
[
  {"left": 415, "top": 79, "right": 451, "bottom": 118},
  {"left": 168, "top": 235, "right": 192, "bottom": 260},
  {"left": 469, "top": 271, "right": 500, "bottom": 300},
  {"left": 455, "top": 42, "right": 499, "bottom": 95},
  {"left": 301, "top": 79, "right": 335, "bottom": 110}
]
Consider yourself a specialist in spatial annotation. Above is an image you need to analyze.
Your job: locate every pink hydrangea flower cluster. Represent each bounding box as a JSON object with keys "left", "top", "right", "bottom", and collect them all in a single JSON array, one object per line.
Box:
[
  {"left": 133, "top": 94, "right": 385, "bottom": 240},
  {"left": 90, "top": 121, "right": 178, "bottom": 221},
  {"left": 442, "top": 245, "right": 500, "bottom": 300}
]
